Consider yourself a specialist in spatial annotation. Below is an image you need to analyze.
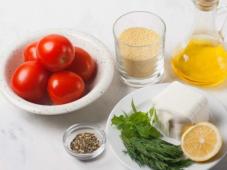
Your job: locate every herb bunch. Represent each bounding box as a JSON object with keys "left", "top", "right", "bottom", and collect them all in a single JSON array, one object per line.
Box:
[{"left": 112, "top": 101, "right": 192, "bottom": 170}]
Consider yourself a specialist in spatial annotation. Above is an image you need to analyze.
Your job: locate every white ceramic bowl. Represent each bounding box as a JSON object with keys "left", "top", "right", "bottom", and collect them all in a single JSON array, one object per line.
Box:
[{"left": 0, "top": 29, "right": 114, "bottom": 115}]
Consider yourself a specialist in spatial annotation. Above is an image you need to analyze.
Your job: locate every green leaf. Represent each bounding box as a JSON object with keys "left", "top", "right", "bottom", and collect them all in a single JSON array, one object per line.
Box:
[
  {"left": 149, "top": 107, "right": 159, "bottom": 125},
  {"left": 128, "top": 112, "right": 147, "bottom": 123},
  {"left": 135, "top": 124, "right": 161, "bottom": 138},
  {"left": 131, "top": 100, "right": 137, "bottom": 113},
  {"left": 112, "top": 115, "right": 126, "bottom": 129}
]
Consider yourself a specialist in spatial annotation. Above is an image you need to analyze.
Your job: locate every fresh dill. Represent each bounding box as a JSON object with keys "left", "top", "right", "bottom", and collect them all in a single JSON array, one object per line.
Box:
[{"left": 111, "top": 100, "right": 192, "bottom": 170}]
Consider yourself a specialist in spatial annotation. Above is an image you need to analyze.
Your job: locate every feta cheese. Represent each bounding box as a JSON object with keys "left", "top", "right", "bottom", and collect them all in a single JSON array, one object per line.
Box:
[{"left": 152, "top": 81, "right": 209, "bottom": 139}]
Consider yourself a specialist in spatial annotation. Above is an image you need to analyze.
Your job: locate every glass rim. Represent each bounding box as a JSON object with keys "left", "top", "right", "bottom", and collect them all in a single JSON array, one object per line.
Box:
[{"left": 113, "top": 11, "right": 166, "bottom": 48}]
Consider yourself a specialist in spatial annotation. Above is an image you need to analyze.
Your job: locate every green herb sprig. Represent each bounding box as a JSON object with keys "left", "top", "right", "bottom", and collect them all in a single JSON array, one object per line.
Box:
[{"left": 112, "top": 100, "right": 192, "bottom": 170}]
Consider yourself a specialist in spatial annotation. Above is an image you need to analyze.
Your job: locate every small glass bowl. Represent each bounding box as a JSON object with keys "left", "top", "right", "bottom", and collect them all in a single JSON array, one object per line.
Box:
[{"left": 63, "top": 124, "right": 106, "bottom": 160}]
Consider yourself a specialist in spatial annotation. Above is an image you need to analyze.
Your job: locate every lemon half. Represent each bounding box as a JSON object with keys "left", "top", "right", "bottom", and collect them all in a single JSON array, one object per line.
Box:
[{"left": 181, "top": 122, "right": 222, "bottom": 162}]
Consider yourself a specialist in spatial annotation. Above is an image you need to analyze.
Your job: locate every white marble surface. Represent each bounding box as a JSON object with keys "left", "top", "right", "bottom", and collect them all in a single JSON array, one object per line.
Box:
[{"left": 0, "top": 0, "right": 227, "bottom": 170}]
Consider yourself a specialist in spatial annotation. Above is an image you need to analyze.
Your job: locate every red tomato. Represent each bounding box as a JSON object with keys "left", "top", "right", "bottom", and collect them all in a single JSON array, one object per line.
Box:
[
  {"left": 23, "top": 42, "right": 38, "bottom": 61},
  {"left": 11, "top": 61, "right": 49, "bottom": 103},
  {"left": 48, "top": 71, "right": 85, "bottom": 105},
  {"left": 37, "top": 34, "right": 75, "bottom": 72},
  {"left": 68, "top": 47, "right": 96, "bottom": 82}
]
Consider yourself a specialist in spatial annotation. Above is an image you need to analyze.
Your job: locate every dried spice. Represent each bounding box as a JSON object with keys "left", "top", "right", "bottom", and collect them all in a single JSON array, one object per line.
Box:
[{"left": 70, "top": 132, "right": 100, "bottom": 154}]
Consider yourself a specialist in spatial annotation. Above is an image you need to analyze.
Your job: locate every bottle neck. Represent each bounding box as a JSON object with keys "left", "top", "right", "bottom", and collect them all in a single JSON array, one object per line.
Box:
[{"left": 193, "top": 8, "right": 217, "bottom": 36}]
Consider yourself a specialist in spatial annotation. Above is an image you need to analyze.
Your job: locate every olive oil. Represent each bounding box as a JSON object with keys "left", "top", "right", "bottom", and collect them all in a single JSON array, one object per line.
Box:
[{"left": 172, "top": 39, "right": 227, "bottom": 86}]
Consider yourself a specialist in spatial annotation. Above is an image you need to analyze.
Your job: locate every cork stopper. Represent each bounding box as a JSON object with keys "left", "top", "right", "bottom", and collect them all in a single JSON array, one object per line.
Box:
[{"left": 194, "top": 0, "right": 219, "bottom": 11}]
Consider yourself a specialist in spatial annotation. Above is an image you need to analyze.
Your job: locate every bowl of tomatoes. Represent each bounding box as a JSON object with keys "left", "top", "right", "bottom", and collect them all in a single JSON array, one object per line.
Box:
[{"left": 0, "top": 29, "right": 114, "bottom": 115}]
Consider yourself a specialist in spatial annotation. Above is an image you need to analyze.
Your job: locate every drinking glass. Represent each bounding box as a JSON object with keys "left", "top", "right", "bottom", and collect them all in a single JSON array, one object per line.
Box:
[{"left": 113, "top": 11, "right": 166, "bottom": 87}]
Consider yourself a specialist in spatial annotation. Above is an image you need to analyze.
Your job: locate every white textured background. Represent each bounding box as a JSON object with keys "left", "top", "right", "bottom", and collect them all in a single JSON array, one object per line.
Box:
[{"left": 0, "top": 0, "right": 227, "bottom": 170}]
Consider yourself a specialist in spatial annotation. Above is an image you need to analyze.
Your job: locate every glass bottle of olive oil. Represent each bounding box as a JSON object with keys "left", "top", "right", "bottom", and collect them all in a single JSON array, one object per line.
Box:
[{"left": 172, "top": 0, "right": 227, "bottom": 86}]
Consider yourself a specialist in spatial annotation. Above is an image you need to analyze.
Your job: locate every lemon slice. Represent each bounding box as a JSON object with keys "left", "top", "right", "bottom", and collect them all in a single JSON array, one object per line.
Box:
[{"left": 181, "top": 122, "right": 222, "bottom": 162}]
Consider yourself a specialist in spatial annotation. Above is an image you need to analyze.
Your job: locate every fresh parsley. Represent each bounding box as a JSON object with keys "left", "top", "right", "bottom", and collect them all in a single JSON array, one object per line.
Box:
[{"left": 111, "top": 100, "right": 192, "bottom": 170}]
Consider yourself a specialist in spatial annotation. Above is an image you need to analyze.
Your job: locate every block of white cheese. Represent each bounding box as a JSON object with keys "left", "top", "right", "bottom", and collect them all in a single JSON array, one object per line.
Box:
[{"left": 152, "top": 81, "right": 209, "bottom": 139}]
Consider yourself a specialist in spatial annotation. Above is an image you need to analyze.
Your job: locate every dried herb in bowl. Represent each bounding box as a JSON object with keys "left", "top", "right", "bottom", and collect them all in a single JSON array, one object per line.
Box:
[{"left": 70, "top": 132, "right": 100, "bottom": 154}]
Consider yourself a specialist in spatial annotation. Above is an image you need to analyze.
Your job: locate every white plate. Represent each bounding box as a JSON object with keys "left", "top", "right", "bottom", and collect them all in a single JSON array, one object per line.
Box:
[{"left": 106, "top": 83, "right": 227, "bottom": 170}]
